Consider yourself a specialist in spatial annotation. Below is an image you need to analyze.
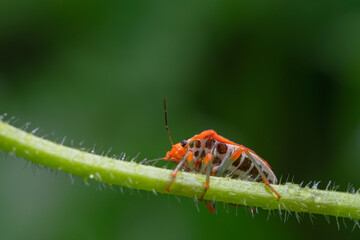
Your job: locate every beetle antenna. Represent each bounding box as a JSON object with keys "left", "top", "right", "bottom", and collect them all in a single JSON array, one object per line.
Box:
[{"left": 164, "top": 98, "right": 174, "bottom": 146}]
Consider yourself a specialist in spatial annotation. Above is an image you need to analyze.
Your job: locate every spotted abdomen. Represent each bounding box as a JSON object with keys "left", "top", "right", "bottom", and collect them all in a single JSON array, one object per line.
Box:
[
  {"left": 226, "top": 150, "right": 277, "bottom": 184},
  {"left": 186, "top": 137, "right": 277, "bottom": 184}
]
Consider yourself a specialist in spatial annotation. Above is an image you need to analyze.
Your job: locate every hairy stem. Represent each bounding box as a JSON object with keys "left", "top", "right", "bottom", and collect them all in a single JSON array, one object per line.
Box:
[{"left": 0, "top": 121, "right": 359, "bottom": 219}]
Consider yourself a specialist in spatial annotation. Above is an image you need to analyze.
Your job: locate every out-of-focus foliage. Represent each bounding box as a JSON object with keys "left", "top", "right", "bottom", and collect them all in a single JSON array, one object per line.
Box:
[{"left": 1, "top": 1, "right": 360, "bottom": 239}]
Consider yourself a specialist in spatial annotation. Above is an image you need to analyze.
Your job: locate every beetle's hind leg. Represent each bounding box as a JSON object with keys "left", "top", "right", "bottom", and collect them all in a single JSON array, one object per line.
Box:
[{"left": 246, "top": 151, "right": 281, "bottom": 199}]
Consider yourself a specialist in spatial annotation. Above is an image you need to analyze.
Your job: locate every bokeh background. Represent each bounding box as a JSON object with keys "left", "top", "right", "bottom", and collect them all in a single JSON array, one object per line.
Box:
[{"left": 1, "top": 1, "right": 360, "bottom": 239}]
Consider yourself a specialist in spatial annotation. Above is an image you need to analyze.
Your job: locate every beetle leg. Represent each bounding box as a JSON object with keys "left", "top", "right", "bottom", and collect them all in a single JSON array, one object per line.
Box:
[
  {"left": 166, "top": 156, "right": 187, "bottom": 191},
  {"left": 199, "top": 153, "right": 213, "bottom": 201},
  {"left": 205, "top": 200, "right": 216, "bottom": 213},
  {"left": 248, "top": 206, "right": 257, "bottom": 216},
  {"left": 246, "top": 151, "right": 281, "bottom": 199},
  {"left": 187, "top": 151, "right": 195, "bottom": 170},
  {"left": 216, "top": 148, "right": 245, "bottom": 177},
  {"left": 200, "top": 154, "right": 209, "bottom": 174}
]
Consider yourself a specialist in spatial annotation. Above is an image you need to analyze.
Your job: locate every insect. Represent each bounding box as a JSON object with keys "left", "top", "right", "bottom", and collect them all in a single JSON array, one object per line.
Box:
[{"left": 160, "top": 99, "right": 281, "bottom": 213}]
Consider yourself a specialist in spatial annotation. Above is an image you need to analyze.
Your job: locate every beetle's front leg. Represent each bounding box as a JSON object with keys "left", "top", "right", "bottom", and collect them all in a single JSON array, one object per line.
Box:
[{"left": 166, "top": 152, "right": 194, "bottom": 191}]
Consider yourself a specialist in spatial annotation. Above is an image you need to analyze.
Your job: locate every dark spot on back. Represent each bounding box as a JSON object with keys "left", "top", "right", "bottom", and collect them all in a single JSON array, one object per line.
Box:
[
  {"left": 195, "top": 140, "right": 201, "bottom": 148},
  {"left": 200, "top": 151, "right": 206, "bottom": 159},
  {"left": 205, "top": 139, "right": 215, "bottom": 149},
  {"left": 194, "top": 151, "right": 199, "bottom": 157},
  {"left": 189, "top": 141, "right": 195, "bottom": 148},
  {"left": 217, "top": 143, "right": 228, "bottom": 154}
]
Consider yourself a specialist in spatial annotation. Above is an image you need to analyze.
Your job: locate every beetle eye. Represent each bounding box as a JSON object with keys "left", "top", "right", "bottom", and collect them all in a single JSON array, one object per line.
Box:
[{"left": 180, "top": 140, "right": 187, "bottom": 147}]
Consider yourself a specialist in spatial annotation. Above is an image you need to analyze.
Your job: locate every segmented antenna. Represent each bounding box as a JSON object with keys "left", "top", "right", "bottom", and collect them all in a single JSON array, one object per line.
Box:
[{"left": 164, "top": 98, "right": 174, "bottom": 146}]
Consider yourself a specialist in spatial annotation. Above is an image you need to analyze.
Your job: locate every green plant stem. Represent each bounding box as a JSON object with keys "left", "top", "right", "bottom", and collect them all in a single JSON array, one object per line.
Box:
[{"left": 0, "top": 121, "right": 359, "bottom": 219}]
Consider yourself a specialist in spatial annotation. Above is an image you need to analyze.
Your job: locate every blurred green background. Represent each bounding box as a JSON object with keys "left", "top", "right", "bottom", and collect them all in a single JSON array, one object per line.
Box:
[{"left": 1, "top": 0, "right": 360, "bottom": 239}]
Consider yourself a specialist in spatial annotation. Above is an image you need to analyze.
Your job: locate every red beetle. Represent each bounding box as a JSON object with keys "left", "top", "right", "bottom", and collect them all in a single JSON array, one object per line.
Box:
[{"left": 161, "top": 99, "right": 280, "bottom": 212}]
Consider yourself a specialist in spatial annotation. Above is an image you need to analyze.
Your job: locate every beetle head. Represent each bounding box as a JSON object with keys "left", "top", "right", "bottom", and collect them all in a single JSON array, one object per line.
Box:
[{"left": 164, "top": 140, "right": 188, "bottom": 163}]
